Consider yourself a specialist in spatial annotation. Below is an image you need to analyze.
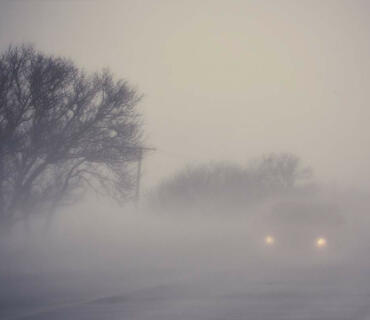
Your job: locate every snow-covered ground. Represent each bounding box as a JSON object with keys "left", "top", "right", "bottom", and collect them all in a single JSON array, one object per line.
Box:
[
  {"left": 3, "top": 263, "right": 370, "bottom": 320},
  {"left": 2, "top": 204, "right": 370, "bottom": 320}
]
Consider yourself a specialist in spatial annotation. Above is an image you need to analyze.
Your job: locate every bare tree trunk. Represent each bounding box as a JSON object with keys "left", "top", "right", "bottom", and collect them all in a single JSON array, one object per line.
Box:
[
  {"left": 0, "top": 221, "right": 14, "bottom": 282},
  {"left": 23, "top": 215, "right": 31, "bottom": 249},
  {"left": 44, "top": 205, "right": 58, "bottom": 235}
]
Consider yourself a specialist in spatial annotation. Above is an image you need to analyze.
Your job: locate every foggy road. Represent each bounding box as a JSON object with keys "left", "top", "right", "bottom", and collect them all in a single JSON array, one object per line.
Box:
[
  {"left": 4, "top": 266, "right": 370, "bottom": 320},
  {"left": 2, "top": 205, "right": 370, "bottom": 320},
  {"left": 3, "top": 1, "right": 370, "bottom": 320},
  {"left": 8, "top": 284, "right": 370, "bottom": 320}
]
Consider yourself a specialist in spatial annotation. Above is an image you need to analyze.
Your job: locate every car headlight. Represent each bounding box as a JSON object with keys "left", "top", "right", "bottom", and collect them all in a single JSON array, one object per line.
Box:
[
  {"left": 315, "top": 237, "right": 327, "bottom": 248},
  {"left": 264, "top": 235, "right": 275, "bottom": 246}
]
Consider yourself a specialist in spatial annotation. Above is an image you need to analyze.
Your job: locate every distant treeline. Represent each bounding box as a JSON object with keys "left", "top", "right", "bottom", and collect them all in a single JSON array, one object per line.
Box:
[{"left": 147, "top": 153, "right": 315, "bottom": 215}]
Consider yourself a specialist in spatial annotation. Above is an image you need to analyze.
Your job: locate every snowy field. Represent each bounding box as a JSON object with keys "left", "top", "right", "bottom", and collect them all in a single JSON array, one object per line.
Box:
[
  {"left": 2, "top": 264, "right": 370, "bottom": 320},
  {"left": 2, "top": 207, "right": 370, "bottom": 320}
]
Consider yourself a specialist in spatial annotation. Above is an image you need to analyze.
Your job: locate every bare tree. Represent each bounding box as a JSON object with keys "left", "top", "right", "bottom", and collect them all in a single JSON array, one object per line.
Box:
[
  {"left": 0, "top": 45, "right": 143, "bottom": 229},
  {"left": 249, "top": 153, "right": 312, "bottom": 192},
  {"left": 147, "top": 154, "right": 313, "bottom": 215}
]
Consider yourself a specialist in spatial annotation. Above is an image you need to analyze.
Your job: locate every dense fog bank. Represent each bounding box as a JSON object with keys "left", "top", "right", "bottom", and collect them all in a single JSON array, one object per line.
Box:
[{"left": 2, "top": 185, "right": 370, "bottom": 281}]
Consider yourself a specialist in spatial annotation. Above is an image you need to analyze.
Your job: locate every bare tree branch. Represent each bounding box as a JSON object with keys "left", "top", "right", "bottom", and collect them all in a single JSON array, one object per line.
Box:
[{"left": 0, "top": 45, "right": 144, "bottom": 228}]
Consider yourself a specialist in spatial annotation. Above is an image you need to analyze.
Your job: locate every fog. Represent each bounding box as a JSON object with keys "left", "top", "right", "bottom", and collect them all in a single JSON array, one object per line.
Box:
[
  {"left": 2, "top": 185, "right": 370, "bottom": 319},
  {"left": 2, "top": 0, "right": 370, "bottom": 319},
  {"left": 2, "top": 0, "right": 370, "bottom": 188}
]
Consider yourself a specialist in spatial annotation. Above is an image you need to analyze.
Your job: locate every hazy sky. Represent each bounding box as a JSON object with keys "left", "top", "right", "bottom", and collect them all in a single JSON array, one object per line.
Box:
[{"left": 1, "top": 0, "right": 370, "bottom": 189}]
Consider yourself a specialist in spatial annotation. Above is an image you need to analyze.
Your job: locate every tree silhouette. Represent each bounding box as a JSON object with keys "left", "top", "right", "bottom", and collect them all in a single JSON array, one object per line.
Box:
[
  {"left": 0, "top": 45, "right": 143, "bottom": 228},
  {"left": 148, "top": 154, "right": 313, "bottom": 215}
]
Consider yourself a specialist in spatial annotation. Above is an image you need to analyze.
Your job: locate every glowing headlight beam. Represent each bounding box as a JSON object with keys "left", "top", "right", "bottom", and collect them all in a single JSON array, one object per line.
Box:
[
  {"left": 315, "top": 237, "right": 327, "bottom": 248},
  {"left": 264, "top": 235, "right": 275, "bottom": 246}
]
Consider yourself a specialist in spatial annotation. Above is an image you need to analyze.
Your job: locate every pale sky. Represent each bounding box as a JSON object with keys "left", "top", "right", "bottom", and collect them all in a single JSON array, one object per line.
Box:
[{"left": 1, "top": 0, "right": 370, "bottom": 190}]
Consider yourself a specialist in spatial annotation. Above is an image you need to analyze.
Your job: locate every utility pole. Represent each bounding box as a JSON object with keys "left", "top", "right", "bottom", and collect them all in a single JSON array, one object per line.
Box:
[
  {"left": 134, "top": 148, "right": 143, "bottom": 207},
  {"left": 134, "top": 146, "right": 155, "bottom": 208}
]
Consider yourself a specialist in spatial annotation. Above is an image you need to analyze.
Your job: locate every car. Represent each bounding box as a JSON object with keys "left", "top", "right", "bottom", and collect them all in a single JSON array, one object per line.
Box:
[{"left": 247, "top": 197, "right": 352, "bottom": 265}]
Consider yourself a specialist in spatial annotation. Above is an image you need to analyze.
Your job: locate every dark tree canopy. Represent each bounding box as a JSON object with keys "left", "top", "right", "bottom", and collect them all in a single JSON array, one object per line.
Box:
[{"left": 0, "top": 45, "right": 143, "bottom": 227}]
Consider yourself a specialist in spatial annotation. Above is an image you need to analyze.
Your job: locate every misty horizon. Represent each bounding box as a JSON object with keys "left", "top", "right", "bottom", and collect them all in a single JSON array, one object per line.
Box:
[
  {"left": 1, "top": 1, "right": 370, "bottom": 319},
  {"left": 2, "top": 0, "right": 370, "bottom": 190}
]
